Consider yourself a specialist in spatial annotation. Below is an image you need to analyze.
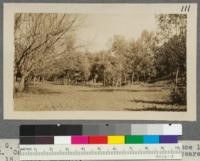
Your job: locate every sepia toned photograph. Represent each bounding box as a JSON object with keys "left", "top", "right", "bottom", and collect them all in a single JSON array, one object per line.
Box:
[{"left": 4, "top": 3, "right": 197, "bottom": 120}]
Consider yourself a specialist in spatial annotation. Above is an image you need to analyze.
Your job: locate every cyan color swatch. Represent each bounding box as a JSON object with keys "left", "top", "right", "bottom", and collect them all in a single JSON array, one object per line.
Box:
[{"left": 143, "top": 135, "right": 159, "bottom": 143}]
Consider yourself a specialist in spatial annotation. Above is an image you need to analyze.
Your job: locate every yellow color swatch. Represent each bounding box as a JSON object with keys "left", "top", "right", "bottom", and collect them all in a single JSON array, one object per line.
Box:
[{"left": 108, "top": 136, "right": 125, "bottom": 144}]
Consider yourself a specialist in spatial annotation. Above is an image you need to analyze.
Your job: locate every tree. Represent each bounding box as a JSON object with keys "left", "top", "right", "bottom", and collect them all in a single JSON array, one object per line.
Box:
[
  {"left": 155, "top": 14, "right": 187, "bottom": 44},
  {"left": 155, "top": 14, "right": 187, "bottom": 104},
  {"left": 111, "top": 35, "right": 129, "bottom": 86},
  {"left": 79, "top": 52, "right": 91, "bottom": 85},
  {"left": 14, "top": 13, "right": 83, "bottom": 92},
  {"left": 155, "top": 14, "right": 186, "bottom": 82},
  {"left": 127, "top": 30, "right": 156, "bottom": 83}
]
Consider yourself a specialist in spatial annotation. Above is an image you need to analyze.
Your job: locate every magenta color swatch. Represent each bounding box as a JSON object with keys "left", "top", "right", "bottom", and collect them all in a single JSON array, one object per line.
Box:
[{"left": 71, "top": 136, "right": 88, "bottom": 144}]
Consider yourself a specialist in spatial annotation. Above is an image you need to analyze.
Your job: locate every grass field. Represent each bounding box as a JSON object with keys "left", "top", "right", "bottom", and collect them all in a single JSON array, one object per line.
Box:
[{"left": 14, "top": 82, "right": 186, "bottom": 111}]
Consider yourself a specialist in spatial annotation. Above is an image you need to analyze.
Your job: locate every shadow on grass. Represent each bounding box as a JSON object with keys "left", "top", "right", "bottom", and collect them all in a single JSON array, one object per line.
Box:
[
  {"left": 24, "top": 87, "right": 61, "bottom": 95},
  {"left": 131, "top": 99, "right": 173, "bottom": 105},
  {"left": 49, "top": 82, "right": 104, "bottom": 87},
  {"left": 78, "top": 89, "right": 162, "bottom": 92},
  {"left": 125, "top": 106, "right": 187, "bottom": 112},
  {"left": 126, "top": 99, "right": 187, "bottom": 111}
]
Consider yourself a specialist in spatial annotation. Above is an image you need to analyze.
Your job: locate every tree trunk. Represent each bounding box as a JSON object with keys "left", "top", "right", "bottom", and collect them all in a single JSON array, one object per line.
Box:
[
  {"left": 17, "top": 75, "right": 26, "bottom": 92},
  {"left": 175, "top": 68, "right": 179, "bottom": 91},
  {"left": 148, "top": 72, "right": 151, "bottom": 82},
  {"left": 33, "top": 76, "right": 36, "bottom": 87},
  {"left": 143, "top": 73, "right": 146, "bottom": 82},
  {"left": 103, "top": 75, "right": 106, "bottom": 86},
  {"left": 137, "top": 74, "right": 139, "bottom": 82},
  {"left": 131, "top": 72, "right": 134, "bottom": 85},
  {"left": 13, "top": 76, "right": 17, "bottom": 97},
  {"left": 119, "top": 77, "right": 122, "bottom": 87},
  {"left": 124, "top": 73, "right": 127, "bottom": 84},
  {"left": 112, "top": 79, "right": 115, "bottom": 87},
  {"left": 115, "top": 79, "right": 119, "bottom": 87},
  {"left": 67, "top": 78, "right": 69, "bottom": 85}
]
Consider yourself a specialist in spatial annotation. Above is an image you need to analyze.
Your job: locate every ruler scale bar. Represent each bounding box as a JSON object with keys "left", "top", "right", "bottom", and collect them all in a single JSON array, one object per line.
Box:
[
  {"left": 6, "top": 139, "right": 200, "bottom": 161},
  {"left": 19, "top": 144, "right": 182, "bottom": 160}
]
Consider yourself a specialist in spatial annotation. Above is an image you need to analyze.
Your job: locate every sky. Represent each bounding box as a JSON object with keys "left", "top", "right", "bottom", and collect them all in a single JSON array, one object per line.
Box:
[{"left": 76, "top": 13, "right": 158, "bottom": 52}]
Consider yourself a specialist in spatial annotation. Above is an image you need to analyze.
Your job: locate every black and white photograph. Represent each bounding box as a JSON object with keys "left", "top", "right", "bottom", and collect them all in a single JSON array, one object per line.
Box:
[{"left": 3, "top": 4, "right": 197, "bottom": 120}]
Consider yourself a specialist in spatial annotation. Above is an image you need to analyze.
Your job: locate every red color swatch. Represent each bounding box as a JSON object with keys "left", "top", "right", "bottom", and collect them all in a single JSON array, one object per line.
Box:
[{"left": 88, "top": 136, "right": 107, "bottom": 144}]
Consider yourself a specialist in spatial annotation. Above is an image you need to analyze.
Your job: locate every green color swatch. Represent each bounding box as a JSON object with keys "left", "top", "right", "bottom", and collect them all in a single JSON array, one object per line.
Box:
[{"left": 125, "top": 135, "right": 144, "bottom": 144}]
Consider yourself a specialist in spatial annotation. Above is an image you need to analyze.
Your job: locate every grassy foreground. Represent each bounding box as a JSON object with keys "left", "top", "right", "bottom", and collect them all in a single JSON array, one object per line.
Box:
[{"left": 14, "top": 82, "right": 186, "bottom": 111}]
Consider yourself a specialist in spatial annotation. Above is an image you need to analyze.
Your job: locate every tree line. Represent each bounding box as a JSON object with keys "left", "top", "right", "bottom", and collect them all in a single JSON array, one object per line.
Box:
[{"left": 14, "top": 13, "right": 187, "bottom": 104}]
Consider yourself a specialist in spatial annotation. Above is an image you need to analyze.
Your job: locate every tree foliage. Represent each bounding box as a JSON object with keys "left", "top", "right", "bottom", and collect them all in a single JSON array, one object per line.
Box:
[
  {"left": 14, "top": 13, "right": 187, "bottom": 104},
  {"left": 14, "top": 13, "right": 83, "bottom": 92}
]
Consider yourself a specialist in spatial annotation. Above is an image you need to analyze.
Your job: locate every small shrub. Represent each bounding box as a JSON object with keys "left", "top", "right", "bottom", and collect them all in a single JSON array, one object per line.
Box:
[{"left": 170, "top": 86, "right": 186, "bottom": 105}]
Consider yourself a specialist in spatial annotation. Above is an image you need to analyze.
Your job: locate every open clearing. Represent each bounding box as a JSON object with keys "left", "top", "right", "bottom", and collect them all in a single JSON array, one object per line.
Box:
[{"left": 14, "top": 82, "right": 186, "bottom": 111}]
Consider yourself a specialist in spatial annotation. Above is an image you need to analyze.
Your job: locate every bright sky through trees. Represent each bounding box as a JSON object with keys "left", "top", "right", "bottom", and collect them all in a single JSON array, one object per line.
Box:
[{"left": 77, "top": 13, "right": 157, "bottom": 52}]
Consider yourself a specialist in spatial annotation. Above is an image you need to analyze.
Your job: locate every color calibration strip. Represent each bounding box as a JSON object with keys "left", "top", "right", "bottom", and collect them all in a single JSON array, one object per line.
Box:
[
  {"left": 20, "top": 135, "right": 178, "bottom": 144},
  {"left": 20, "top": 124, "right": 182, "bottom": 136},
  {"left": 20, "top": 124, "right": 181, "bottom": 145}
]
